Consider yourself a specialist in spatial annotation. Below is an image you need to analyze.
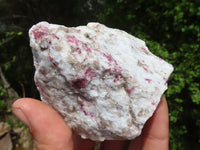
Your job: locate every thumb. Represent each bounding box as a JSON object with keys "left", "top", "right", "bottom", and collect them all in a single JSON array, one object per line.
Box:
[{"left": 12, "top": 98, "right": 73, "bottom": 150}]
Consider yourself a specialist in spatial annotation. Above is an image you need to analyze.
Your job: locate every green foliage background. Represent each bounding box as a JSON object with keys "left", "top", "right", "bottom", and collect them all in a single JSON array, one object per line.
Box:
[{"left": 0, "top": 0, "right": 200, "bottom": 149}]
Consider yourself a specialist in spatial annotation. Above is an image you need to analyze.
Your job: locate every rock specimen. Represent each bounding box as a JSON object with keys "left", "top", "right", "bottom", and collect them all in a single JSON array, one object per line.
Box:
[{"left": 29, "top": 22, "right": 173, "bottom": 141}]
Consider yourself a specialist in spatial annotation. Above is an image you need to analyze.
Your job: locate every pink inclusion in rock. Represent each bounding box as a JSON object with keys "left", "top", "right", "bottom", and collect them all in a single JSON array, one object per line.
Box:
[
  {"left": 163, "top": 77, "right": 168, "bottom": 85},
  {"left": 72, "top": 78, "right": 88, "bottom": 89},
  {"left": 83, "top": 97, "right": 91, "bottom": 102},
  {"left": 145, "top": 79, "right": 152, "bottom": 83},
  {"left": 151, "top": 102, "right": 156, "bottom": 105},
  {"left": 103, "top": 53, "right": 113, "bottom": 62},
  {"left": 127, "top": 87, "right": 135, "bottom": 94},
  {"left": 114, "top": 74, "right": 122, "bottom": 82},
  {"left": 102, "top": 53, "right": 122, "bottom": 73},
  {"left": 115, "top": 67, "right": 122, "bottom": 73},
  {"left": 48, "top": 53, "right": 54, "bottom": 61},
  {"left": 89, "top": 113, "right": 94, "bottom": 118},
  {"left": 143, "top": 67, "right": 149, "bottom": 72},
  {"left": 85, "top": 68, "right": 96, "bottom": 78},
  {"left": 103, "top": 53, "right": 118, "bottom": 65},
  {"left": 163, "top": 77, "right": 168, "bottom": 82},
  {"left": 158, "top": 57, "right": 163, "bottom": 61},
  {"left": 35, "top": 82, "right": 46, "bottom": 94},
  {"left": 68, "top": 36, "right": 79, "bottom": 47},
  {"left": 82, "top": 44, "right": 92, "bottom": 52},
  {"left": 51, "top": 34, "right": 59, "bottom": 40},
  {"left": 32, "top": 25, "right": 48, "bottom": 40},
  {"left": 38, "top": 69, "right": 46, "bottom": 76},
  {"left": 32, "top": 26, "right": 59, "bottom": 40},
  {"left": 81, "top": 104, "right": 88, "bottom": 116},
  {"left": 78, "top": 49, "right": 82, "bottom": 54},
  {"left": 73, "top": 68, "right": 96, "bottom": 89},
  {"left": 80, "top": 104, "right": 94, "bottom": 118},
  {"left": 32, "top": 30, "right": 47, "bottom": 40},
  {"left": 48, "top": 53, "right": 57, "bottom": 67},
  {"left": 141, "top": 47, "right": 150, "bottom": 54}
]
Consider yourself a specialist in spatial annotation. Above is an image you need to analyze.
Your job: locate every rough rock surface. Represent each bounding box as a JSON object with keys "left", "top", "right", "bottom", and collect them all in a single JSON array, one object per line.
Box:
[{"left": 29, "top": 22, "right": 173, "bottom": 141}]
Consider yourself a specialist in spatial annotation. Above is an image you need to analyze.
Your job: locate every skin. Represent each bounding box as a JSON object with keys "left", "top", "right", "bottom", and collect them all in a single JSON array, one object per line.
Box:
[{"left": 12, "top": 95, "right": 168, "bottom": 150}]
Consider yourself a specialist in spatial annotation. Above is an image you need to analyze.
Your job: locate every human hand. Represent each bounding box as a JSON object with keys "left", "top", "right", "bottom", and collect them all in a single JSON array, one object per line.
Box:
[{"left": 12, "top": 96, "right": 168, "bottom": 150}]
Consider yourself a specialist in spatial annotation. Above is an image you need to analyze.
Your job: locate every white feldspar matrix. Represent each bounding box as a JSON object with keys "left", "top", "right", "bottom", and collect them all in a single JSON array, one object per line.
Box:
[{"left": 29, "top": 22, "right": 173, "bottom": 141}]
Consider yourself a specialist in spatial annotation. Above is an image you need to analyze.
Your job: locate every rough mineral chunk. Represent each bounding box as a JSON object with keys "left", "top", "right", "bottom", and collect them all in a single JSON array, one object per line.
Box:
[{"left": 29, "top": 21, "right": 173, "bottom": 141}]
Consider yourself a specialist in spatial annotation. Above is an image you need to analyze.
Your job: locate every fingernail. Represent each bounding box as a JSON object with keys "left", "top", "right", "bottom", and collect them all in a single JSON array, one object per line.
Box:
[{"left": 12, "top": 108, "right": 31, "bottom": 128}]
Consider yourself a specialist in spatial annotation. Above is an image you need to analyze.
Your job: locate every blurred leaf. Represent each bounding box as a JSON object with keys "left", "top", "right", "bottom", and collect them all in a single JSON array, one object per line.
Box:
[{"left": 17, "top": 31, "right": 23, "bottom": 36}]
